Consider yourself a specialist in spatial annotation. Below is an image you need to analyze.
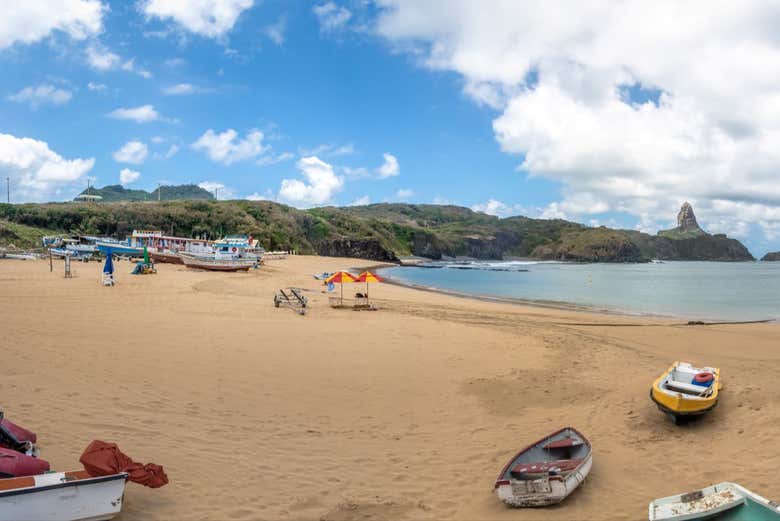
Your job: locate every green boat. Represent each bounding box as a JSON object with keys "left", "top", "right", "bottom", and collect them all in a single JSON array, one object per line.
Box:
[{"left": 649, "top": 482, "right": 780, "bottom": 520}]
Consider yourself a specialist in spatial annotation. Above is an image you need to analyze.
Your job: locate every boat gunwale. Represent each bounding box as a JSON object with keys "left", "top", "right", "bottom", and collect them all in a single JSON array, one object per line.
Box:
[
  {"left": 649, "top": 482, "right": 780, "bottom": 520},
  {"left": 0, "top": 472, "right": 128, "bottom": 499},
  {"left": 494, "top": 426, "right": 591, "bottom": 489}
]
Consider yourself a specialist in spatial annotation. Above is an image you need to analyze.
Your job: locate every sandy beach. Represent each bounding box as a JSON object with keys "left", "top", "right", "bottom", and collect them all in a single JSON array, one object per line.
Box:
[{"left": 1, "top": 255, "right": 779, "bottom": 521}]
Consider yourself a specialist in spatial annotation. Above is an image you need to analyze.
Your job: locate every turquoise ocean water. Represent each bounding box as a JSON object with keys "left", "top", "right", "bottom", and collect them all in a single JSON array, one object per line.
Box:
[{"left": 380, "top": 261, "right": 780, "bottom": 321}]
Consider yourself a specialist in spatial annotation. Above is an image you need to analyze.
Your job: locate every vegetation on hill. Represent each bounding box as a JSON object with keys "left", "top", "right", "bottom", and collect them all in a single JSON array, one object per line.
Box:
[
  {"left": 0, "top": 219, "right": 58, "bottom": 249},
  {"left": 0, "top": 201, "right": 755, "bottom": 262},
  {"left": 77, "top": 184, "right": 215, "bottom": 202},
  {"left": 762, "top": 252, "right": 780, "bottom": 261}
]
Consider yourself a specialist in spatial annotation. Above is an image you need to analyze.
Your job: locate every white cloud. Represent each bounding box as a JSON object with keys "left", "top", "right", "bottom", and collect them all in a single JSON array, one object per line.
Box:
[
  {"left": 163, "top": 83, "right": 198, "bottom": 95},
  {"left": 278, "top": 156, "right": 344, "bottom": 206},
  {"left": 86, "top": 44, "right": 120, "bottom": 70},
  {"left": 0, "top": 1, "right": 104, "bottom": 50},
  {"left": 87, "top": 81, "right": 106, "bottom": 91},
  {"left": 86, "top": 45, "right": 151, "bottom": 78},
  {"left": 191, "top": 128, "right": 268, "bottom": 165},
  {"left": 299, "top": 143, "right": 355, "bottom": 157},
  {"left": 264, "top": 16, "right": 286, "bottom": 45},
  {"left": 374, "top": 1, "right": 780, "bottom": 239},
  {"left": 198, "top": 181, "right": 234, "bottom": 199},
  {"left": 349, "top": 195, "right": 371, "bottom": 206},
  {"left": 395, "top": 188, "right": 414, "bottom": 200},
  {"left": 108, "top": 105, "right": 160, "bottom": 123},
  {"left": 246, "top": 189, "right": 273, "bottom": 201},
  {"left": 113, "top": 140, "right": 148, "bottom": 164},
  {"left": 119, "top": 168, "right": 140, "bottom": 185},
  {"left": 141, "top": 0, "right": 255, "bottom": 38},
  {"left": 257, "top": 151, "right": 293, "bottom": 166},
  {"left": 377, "top": 152, "right": 399, "bottom": 178},
  {"left": 8, "top": 85, "right": 72, "bottom": 107},
  {"left": 164, "top": 144, "right": 179, "bottom": 159},
  {"left": 0, "top": 133, "right": 94, "bottom": 201},
  {"left": 121, "top": 59, "right": 152, "bottom": 79},
  {"left": 472, "top": 199, "right": 514, "bottom": 217},
  {"left": 313, "top": 2, "right": 352, "bottom": 32}
]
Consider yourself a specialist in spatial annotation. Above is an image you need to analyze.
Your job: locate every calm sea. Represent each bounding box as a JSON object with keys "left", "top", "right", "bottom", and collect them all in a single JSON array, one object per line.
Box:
[{"left": 380, "top": 261, "right": 780, "bottom": 321}]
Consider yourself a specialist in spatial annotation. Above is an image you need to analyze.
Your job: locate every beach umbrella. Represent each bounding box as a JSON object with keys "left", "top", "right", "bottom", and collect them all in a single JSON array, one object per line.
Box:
[
  {"left": 103, "top": 250, "right": 114, "bottom": 274},
  {"left": 355, "top": 271, "right": 383, "bottom": 300},
  {"left": 325, "top": 271, "right": 356, "bottom": 306}
]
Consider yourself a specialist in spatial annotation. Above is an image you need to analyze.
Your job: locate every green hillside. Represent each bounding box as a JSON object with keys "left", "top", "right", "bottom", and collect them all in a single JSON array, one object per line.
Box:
[
  {"left": 76, "top": 184, "right": 215, "bottom": 202},
  {"left": 0, "top": 200, "right": 755, "bottom": 262}
]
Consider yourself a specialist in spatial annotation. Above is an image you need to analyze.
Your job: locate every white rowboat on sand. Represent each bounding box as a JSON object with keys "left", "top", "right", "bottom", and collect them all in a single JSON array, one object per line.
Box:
[
  {"left": 494, "top": 427, "right": 592, "bottom": 507},
  {"left": 0, "top": 470, "right": 128, "bottom": 521}
]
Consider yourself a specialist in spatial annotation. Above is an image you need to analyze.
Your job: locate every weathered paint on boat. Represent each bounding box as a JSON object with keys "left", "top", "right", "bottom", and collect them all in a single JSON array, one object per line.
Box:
[
  {"left": 0, "top": 470, "right": 127, "bottom": 521},
  {"left": 649, "top": 482, "right": 780, "bottom": 520},
  {"left": 494, "top": 427, "right": 592, "bottom": 507}
]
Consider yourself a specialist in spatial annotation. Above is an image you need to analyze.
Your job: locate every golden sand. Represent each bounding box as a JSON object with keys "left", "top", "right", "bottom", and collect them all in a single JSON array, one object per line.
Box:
[{"left": 1, "top": 256, "right": 778, "bottom": 521}]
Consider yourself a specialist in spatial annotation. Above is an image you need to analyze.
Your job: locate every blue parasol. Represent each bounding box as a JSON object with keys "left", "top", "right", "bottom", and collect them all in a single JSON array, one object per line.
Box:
[{"left": 103, "top": 249, "right": 114, "bottom": 274}]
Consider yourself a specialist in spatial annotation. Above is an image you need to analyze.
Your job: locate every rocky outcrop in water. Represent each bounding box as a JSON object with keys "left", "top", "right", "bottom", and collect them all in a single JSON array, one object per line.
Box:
[
  {"left": 762, "top": 252, "right": 780, "bottom": 261},
  {"left": 655, "top": 203, "right": 753, "bottom": 260}
]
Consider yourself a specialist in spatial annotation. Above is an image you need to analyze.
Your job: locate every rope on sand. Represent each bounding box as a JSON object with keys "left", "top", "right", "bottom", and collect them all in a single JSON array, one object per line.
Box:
[{"left": 553, "top": 319, "right": 775, "bottom": 327}]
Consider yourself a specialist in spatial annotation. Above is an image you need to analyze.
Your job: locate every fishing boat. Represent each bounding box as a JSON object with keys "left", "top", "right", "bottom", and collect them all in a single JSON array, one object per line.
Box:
[
  {"left": 148, "top": 249, "right": 183, "bottom": 264},
  {"left": 650, "top": 361, "right": 720, "bottom": 423},
  {"left": 494, "top": 427, "right": 592, "bottom": 507},
  {"left": 649, "top": 482, "right": 780, "bottom": 520},
  {"left": 95, "top": 238, "right": 144, "bottom": 257},
  {"left": 180, "top": 252, "right": 255, "bottom": 272},
  {"left": 0, "top": 470, "right": 128, "bottom": 521}
]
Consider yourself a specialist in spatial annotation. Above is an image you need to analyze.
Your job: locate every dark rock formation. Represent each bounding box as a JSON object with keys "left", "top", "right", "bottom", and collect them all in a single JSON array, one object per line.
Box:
[
  {"left": 762, "top": 252, "right": 780, "bottom": 261},
  {"left": 659, "top": 202, "right": 705, "bottom": 238},
  {"left": 315, "top": 238, "right": 398, "bottom": 262},
  {"left": 677, "top": 201, "right": 700, "bottom": 230}
]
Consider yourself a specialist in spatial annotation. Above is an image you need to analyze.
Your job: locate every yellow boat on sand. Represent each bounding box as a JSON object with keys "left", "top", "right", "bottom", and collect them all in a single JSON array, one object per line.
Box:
[{"left": 650, "top": 361, "right": 720, "bottom": 424}]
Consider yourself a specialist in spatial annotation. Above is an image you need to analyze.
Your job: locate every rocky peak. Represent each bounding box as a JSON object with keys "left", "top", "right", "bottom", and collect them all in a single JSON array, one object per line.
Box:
[{"left": 677, "top": 202, "right": 700, "bottom": 230}]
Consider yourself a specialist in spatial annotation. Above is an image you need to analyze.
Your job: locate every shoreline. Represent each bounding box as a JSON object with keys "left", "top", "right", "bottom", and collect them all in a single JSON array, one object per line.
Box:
[{"left": 376, "top": 266, "right": 778, "bottom": 325}]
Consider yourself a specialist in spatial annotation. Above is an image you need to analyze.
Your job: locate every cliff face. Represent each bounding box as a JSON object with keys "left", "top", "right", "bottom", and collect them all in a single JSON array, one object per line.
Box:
[
  {"left": 314, "top": 238, "right": 398, "bottom": 262},
  {"left": 762, "top": 252, "right": 780, "bottom": 261}
]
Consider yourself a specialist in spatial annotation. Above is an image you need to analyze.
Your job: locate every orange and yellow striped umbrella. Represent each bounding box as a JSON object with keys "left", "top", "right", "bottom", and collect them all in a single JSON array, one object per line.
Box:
[
  {"left": 355, "top": 271, "right": 382, "bottom": 283},
  {"left": 325, "top": 271, "right": 356, "bottom": 284},
  {"left": 326, "top": 271, "right": 356, "bottom": 306},
  {"left": 355, "top": 271, "right": 382, "bottom": 300}
]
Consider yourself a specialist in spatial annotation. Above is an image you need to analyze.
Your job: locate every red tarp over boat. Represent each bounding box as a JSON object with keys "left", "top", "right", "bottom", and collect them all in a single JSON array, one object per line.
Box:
[
  {"left": 79, "top": 440, "right": 168, "bottom": 488},
  {"left": 0, "top": 418, "right": 37, "bottom": 444},
  {"left": 0, "top": 447, "right": 49, "bottom": 477}
]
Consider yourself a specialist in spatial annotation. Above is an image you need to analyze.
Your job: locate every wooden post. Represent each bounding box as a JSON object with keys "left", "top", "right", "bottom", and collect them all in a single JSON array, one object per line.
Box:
[
  {"left": 64, "top": 255, "right": 71, "bottom": 278},
  {"left": 49, "top": 249, "right": 53, "bottom": 272}
]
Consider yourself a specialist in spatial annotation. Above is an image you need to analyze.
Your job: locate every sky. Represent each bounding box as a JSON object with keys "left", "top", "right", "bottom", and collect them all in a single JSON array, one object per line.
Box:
[{"left": 2, "top": 1, "right": 780, "bottom": 257}]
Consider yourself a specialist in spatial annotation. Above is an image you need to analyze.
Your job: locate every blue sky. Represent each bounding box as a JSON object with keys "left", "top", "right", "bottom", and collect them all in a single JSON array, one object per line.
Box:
[{"left": 2, "top": 1, "right": 780, "bottom": 257}]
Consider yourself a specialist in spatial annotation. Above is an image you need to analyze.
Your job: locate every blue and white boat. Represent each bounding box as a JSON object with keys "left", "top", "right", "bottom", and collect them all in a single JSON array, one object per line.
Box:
[{"left": 95, "top": 238, "right": 144, "bottom": 257}]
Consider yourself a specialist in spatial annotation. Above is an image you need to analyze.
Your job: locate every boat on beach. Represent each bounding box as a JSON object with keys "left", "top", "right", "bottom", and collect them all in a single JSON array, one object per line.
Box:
[
  {"left": 649, "top": 482, "right": 780, "bottom": 520},
  {"left": 494, "top": 427, "right": 592, "bottom": 507},
  {"left": 180, "top": 252, "right": 255, "bottom": 271},
  {"left": 650, "top": 361, "right": 720, "bottom": 423},
  {"left": 149, "top": 249, "right": 184, "bottom": 264},
  {"left": 0, "top": 470, "right": 128, "bottom": 521}
]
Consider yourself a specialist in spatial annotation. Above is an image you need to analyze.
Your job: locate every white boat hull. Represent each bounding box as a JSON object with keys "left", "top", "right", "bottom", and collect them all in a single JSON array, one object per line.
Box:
[
  {"left": 496, "top": 453, "right": 592, "bottom": 507},
  {"left": 0, "top": 472, "right": 127, "bottom": 521},
  {"left": 649, "top": 482, "right": 780, "bottom": 520}
]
